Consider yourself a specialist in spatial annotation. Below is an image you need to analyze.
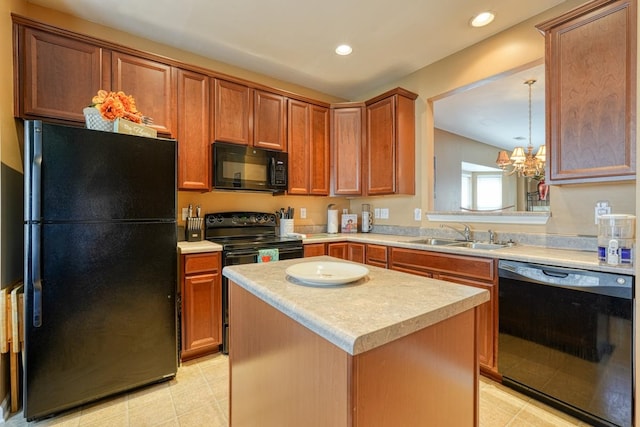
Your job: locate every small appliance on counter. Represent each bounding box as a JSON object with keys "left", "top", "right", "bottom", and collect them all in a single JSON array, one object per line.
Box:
[
  {"left": 327, "top": 204, "right": 339, "bottom": 234},
  {"left": 597, "top": 214, "right": 635, "bottom": 266}
]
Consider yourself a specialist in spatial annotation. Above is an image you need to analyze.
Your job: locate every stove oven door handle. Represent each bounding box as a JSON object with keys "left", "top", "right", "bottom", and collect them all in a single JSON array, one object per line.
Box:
[{"left": 225, "top": 249, "right": 259, "bottom": 260}]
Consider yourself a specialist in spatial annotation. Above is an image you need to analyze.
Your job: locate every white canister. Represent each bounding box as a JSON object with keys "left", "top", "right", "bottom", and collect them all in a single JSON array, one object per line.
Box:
[
  {"left": 327, "top": 204, "right": 339, "bottom": 234},
  {"left": 280, "top": 219, "right": 294, "bottom": 236}
]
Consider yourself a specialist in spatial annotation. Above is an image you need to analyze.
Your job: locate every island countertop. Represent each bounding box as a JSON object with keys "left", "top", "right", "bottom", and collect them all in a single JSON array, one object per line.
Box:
[{"left": 222, "top": 256, "right": 489, "bottom": 355}]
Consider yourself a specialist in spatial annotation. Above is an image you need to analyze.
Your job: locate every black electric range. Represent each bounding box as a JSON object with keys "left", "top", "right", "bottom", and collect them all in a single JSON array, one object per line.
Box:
[{"left": 204, "top": 211, "right": 304, "bottom": 354}]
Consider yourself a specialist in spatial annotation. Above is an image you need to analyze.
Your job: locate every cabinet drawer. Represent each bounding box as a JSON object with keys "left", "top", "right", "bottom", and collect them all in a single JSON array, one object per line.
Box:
[
  {"left": 389, "top": 247, "right": 495, "bottom": 282},
  {"left": 184, "top": 252, "right": 220, "bottom": 275}
]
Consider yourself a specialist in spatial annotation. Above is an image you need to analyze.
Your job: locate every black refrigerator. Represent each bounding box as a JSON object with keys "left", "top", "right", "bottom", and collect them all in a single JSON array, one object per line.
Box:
[{"left": 23, "top": 121, "right": 178, "bottom": 421}]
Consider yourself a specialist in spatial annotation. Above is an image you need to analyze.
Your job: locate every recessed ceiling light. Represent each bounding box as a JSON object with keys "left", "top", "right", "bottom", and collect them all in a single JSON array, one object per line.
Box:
[
  {"left": 335, "top": 44, "right": 353, "bottom": 56},
  {"left": 470, "top": 11, "right": 495, "bottom": 28}
]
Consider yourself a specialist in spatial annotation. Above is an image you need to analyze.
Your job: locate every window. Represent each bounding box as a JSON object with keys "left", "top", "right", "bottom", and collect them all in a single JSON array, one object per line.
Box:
[
  {"left": 476, "top": 174, "right": 503, "bottom": 210},
  {"left": 460, "top": 162, "right": 503, "bottom": 210},
  {"left": 461, "top": 172, "right": 472, "bottom": 209}
]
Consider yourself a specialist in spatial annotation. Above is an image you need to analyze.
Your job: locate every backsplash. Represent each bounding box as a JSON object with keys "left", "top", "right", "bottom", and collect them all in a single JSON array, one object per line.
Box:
[{"left": 294, "top": 223, "right": 598, "bottom": 252}]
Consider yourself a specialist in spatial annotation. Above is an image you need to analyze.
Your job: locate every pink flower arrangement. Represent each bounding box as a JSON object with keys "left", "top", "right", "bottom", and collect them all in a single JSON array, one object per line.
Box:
[{"left": 89, "top": 90, "right": 143, "bottom": 123}]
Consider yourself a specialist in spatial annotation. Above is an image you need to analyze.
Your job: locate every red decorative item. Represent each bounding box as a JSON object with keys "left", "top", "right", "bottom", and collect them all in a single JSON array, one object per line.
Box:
[{"left": 538, "top": 179, "right": 549, "bottom": 201}]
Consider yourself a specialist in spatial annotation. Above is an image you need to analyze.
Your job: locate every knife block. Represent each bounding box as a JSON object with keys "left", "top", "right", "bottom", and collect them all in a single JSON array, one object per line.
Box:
[
  {"left": 186, "top": 228, "right": 202, "bottom": 242},
  {"left": 185, "top": 217, "right": 203, "bottom": 242}
]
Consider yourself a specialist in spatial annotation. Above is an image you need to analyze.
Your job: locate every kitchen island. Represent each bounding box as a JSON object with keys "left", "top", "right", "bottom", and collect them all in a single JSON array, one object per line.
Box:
[{"left": 223, "top": 256, "right": 489, "bottom": 427}]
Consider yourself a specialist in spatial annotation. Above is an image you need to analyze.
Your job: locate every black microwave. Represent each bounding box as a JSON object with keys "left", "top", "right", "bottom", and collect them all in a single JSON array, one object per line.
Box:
[{"left": 213, "top": 142, "right": 288, "bottom": 193}]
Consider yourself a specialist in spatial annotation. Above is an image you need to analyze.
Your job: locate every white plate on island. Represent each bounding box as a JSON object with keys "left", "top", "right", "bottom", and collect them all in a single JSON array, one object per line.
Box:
[{"left": 286, "top": 261, "right": 369, "bottom": 286}]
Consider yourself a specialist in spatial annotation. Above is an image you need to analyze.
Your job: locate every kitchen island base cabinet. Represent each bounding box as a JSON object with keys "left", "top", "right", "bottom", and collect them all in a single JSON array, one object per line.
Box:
[{"left": 229, "top": 281, "right": 478, "bottom": 427}]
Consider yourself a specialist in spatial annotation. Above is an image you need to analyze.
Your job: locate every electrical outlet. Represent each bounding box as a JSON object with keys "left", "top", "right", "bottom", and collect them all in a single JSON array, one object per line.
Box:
[
  {"left": 414, "top": 208, "right": 422, "bottom": 221},
  {"left": 374, "top": 208, "right": 381, "bottom": 219},
  {"left": 380, "top": 208, "right": 389, "bottom": 219},
  {"left": 181, "top": 207, "right": 189, "bottom": 221},
  {"left": 300, "top": 208, "right": 307, "bottom": 219}
]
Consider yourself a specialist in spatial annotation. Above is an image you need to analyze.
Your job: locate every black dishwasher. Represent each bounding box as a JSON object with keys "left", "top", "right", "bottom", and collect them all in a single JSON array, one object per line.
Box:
[{"left": 498, "top": 260, "right": 633, "bottom": 427}]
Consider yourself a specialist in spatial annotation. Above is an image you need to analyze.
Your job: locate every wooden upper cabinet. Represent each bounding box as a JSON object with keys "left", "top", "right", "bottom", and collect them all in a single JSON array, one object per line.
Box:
[
  {"left": 177, "top": 69, "right": 210, "bottom": 191},
  {"left": 213, "top": 79, "right": 253, "bottom": 145},
  {"left": 16, "top": 26, "right": 110, "bottom": 123},
  {"left": 309, "top": 105, "right": 330, "bottom": 194},
  {"left": 536, "top": 0, "right": 636, "bottom": 183},
  {"left": 331, "top": 103, "right": 365, "bottom": 195},
  {"left": 365, "top": 88, "right": 417, "bottom": 195},
  {"left": 111, "top": 51, "right": 176, "bottom": 136},
  {"left": 213, "top": 81, "right": 287, "bottom": 150},
  {"left": 254, "top": 89, "right": 287, "bottom": 151},
  {"left": 288, "top": 100, "right": 310, "bottom": 194},
  {"left": 288, "top": 100, "right": 330, "bottom": 195}
]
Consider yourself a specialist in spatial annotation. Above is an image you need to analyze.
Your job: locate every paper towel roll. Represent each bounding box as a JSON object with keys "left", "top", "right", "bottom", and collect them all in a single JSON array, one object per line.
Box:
[{"left": 327, "top": 209, "right": 339, "bottom": 233}]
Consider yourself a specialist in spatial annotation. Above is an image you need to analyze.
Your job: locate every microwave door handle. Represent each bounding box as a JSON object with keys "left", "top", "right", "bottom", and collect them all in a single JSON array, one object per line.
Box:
[{"left": 270, "top": 157, "right": 276, "bottom": 186}]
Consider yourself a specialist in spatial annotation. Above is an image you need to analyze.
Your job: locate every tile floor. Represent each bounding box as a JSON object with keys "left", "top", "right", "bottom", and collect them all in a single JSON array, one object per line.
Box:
[{"left": 4, "top": 353, "right": 591, "bottom": 426}]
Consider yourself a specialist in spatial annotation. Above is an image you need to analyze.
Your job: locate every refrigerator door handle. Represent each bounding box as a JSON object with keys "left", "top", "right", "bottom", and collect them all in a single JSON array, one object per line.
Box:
[
  {"left": 33, "top": 279, "right": 42, "bottom": 328},
  {"left": 27, "top": 122, "right": 44, "bottom": 328},
  {"left": 30, "top": 222, "right": 43, "bottom": 328}
]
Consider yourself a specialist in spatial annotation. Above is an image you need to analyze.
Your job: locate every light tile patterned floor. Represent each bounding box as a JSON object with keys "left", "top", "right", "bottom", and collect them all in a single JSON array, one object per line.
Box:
[{"left": 5, "top": 353, "right": 590, "bottom": 426}]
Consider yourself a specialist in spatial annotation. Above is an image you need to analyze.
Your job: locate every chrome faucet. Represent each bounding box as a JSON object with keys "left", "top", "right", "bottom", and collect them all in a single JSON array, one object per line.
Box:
[
  {"left": 488, "top": 229, "right": 495, "bottom": 244},
  {"left": 440, "top": 223, "right": 472, "bottom": 241}
]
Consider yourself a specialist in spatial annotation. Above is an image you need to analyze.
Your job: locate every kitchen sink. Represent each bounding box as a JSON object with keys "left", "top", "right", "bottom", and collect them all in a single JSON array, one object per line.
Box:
[
  {"left": 406, "top": 238, "right": 509, "bottom": 250},
  {"left": 407, "top": 238, "right": 464, "bottom": 246},
  {"left": 449, "top": 241, "right": 508, "bottom": 250}
]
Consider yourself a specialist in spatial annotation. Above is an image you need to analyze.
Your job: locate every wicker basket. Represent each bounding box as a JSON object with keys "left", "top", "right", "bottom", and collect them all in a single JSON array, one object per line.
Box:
[{"left": 83, "top": 107, "right": 114, "bottom": 132}]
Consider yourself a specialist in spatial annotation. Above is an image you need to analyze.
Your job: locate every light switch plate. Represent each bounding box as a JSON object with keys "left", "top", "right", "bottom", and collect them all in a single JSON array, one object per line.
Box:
[
  {"left": 374, "top": 208, "right": 381, "bottom": 219},
  {"left": 414, "top": 208, "right": 422, "bottom": 221},
  {"left": 300, "top": 208, "right": 307, "bottom": 219},
  {"left": 182, "top": 207, "right": 189, "bottom": 221},
  {"left": 380, "top": 208, "right": 389, "bottom": 219}
]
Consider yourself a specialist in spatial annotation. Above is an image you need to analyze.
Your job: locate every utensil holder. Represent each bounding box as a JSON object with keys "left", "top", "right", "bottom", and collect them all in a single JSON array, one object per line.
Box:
[{"left": 280, "top": 219, "right": 294, "bottom": 236}]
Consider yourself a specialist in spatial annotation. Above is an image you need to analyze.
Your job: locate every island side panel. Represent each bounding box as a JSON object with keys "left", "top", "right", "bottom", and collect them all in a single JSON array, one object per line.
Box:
[
  {"left": 352, "top": 309, "right": 478, "bottom": 426},
  {"left": 229, "top": 280, "right": 479, "bottom": 427},
  {"left": 229, "top": 282, "right": 352, "bottom": 427}
]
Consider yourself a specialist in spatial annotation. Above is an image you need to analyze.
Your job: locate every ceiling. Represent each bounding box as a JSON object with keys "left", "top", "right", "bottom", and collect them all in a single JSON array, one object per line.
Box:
[
  {"left": 27, "top": 0, "right": 564, "bottom": 100},
  {"left": 434, "top": 63, "right": 546, "bottom": 153}
]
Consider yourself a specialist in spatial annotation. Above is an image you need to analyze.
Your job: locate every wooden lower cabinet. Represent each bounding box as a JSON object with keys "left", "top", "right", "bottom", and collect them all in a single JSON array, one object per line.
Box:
[
  {"left": 389, "top": 247, "right": 498, "bottom": 374},
  {"left": 328, "top": 242, "right": 366, "bottom": 263},
  {"left": 365, "top": 244, "right": 388, "bottom": 268},
  {"left": 304, "top": 243, "right": 326, "bottom": 257},
  {"left": 180, "top": 252, "right": 222, "bottom": 361}
]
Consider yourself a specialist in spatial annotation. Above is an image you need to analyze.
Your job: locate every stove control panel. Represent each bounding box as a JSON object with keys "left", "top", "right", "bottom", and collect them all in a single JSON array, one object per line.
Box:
[{"left": 205, "top": 212, "right": 278, "bottom": 228}]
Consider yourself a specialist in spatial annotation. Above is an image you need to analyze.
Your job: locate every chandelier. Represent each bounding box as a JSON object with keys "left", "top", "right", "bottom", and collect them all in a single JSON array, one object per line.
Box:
[{"left": 496, "top": 79, "right": 546, "bottom": 179}]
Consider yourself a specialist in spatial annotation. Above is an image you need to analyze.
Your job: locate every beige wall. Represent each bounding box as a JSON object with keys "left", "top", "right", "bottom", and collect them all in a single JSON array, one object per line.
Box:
[{"left": 349, "top": 0, "right": 636, "bottom": 238}]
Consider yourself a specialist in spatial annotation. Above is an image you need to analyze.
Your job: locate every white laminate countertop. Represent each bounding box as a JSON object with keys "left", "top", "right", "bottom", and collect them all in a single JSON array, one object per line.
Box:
[
  {"left": 222, "top": 256, "right": 489, "bottom": 356},
  {"left": 301, "top": 233, "right": 635, "bottom": 275},
  {"left": 176, "top": 232, "right": 634, "bottom": 275},
  {"left": 177, "top": 240, "right": 222, "bottom": 254}
]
